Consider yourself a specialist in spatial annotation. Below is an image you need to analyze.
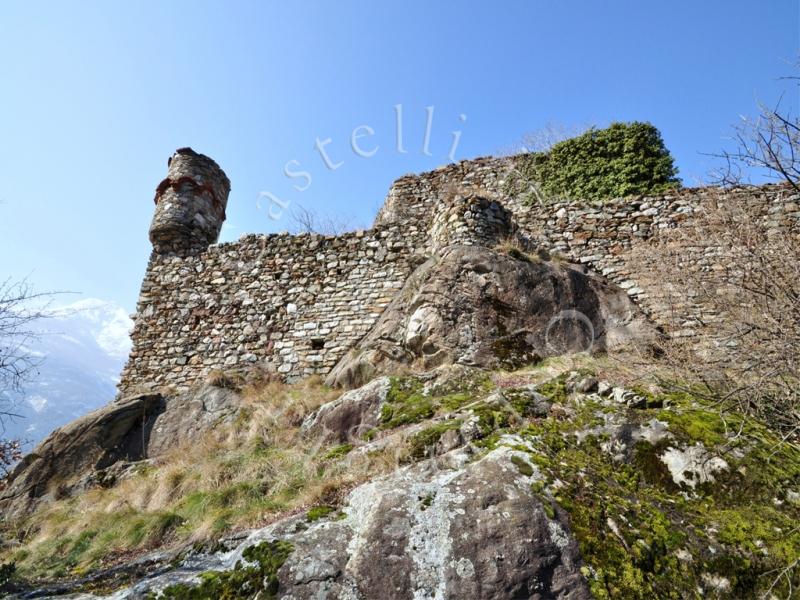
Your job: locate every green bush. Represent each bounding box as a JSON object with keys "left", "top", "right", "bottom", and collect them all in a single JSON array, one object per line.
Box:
[{"left": 514, "top": 122, "right": 680, "bottom": 202}]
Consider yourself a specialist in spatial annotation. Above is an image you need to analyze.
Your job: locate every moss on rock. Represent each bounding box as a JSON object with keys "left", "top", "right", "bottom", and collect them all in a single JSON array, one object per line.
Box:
[
  {"left": 505, "top": 391, "right": 800, "bottom": 599},
  {"left": 380, "top": 373, "right": 496, "bottom": 430},
  {"left": 380, "top": 377, "right": 435, "bottom": 428},
  {"left": 148, "top": 540, "right": 293, "bottom": 599},
  {"left": 405, "top": 420, "right": 463, "bottom": 461},
  {"left": 536, "top": 373, "right": 569, "bottom": 404},
  {"left": 321, "top": 444, "right": 353, "bottom": 461},
  {"left": 306, "top": 505, "right": 336, "bottom": 522}
]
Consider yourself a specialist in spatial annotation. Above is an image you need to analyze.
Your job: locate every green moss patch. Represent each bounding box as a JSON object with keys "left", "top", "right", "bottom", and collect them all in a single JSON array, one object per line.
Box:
[
  {"left": 510, "top": 455, "right": 534, "bottom": 477},
  {"left": 535, "top": 374, "right": 568, "bottom": 404},
  {"left": 380, "top": 374, "right": 496, "bottom": 430},
  {"left": 305, "top": 506, "right": 336, "bottom": 522},
  {"left": 419, "top": 492, "right": 436, "bottom": 510},
  {"left": 322, "top": 444, "right": 353, "bottom": 461},
  {"left": 405, "top": 420, "right": 463, "bottom": 461},
  {"left": 149, "top": 540, "right": 293, "bottom": 599},
  {"left": 475, "top": 403, "right": 513, "bottom": 436},
  {"left": 508, "top": 392, "right": 800, "bottom": 598},
  {"left": 380, "top": 377, "right": 435, "bottom": 428},
  {"left": 438, "top": 392, "right": 474, "bottom": 412}
]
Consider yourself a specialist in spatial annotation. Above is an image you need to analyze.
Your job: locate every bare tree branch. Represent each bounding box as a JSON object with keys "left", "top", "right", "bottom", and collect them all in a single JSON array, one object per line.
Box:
[
  {"left": 500, "top": 121, "right": 593, "bottom": 156},
  {"left": 0, "top": 277, "right": 56, "bottom": 484},
  {"left": 631, "top": 189, "right": 800, "bottom": 434},
  {"left": 289, "top": 205, "right": 358, "bottom": 236},
  {"left": 708, "top": 81, "right": 800, "bottom": 192}
]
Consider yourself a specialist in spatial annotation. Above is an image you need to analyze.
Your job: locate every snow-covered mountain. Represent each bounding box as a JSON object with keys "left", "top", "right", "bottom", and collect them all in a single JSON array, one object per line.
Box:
[{"left": 1, "top": 299, "right": 132, "bottom": 449}]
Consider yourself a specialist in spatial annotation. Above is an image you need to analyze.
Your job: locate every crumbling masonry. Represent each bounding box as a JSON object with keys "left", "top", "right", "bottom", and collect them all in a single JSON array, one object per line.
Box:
[{"left": 118, "top": 149, "right": 799, "bottom": 395}]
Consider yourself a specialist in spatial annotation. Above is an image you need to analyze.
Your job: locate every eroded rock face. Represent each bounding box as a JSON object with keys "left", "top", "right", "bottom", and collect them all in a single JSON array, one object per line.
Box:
[
  {"left": 0, "top": 385, "right": 241, "bottom": 519},
  {"left": 335, "top": 447, "right": 588, "bottom": 600},
  {"left": 84, "top": 446, "right": 590, "bottom": 600},
  {"left": 327, "top": 245, "right": 654, "bottom": 387},
  {"left": 301, "top": 376, "right": 391, "bottom": 443}
]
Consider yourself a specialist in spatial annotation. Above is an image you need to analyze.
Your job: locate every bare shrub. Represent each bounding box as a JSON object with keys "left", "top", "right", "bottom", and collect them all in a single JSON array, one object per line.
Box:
[
  {"left": 633, "top": 188, "right": 800, "bottom": 434},
  {"left": 0, "top": 279, "right": 53, "bottom": 402},
  {"left": 502, "top": 121, "right": 592, "bottom": 156},
  {"left": 0, "top": 278, "right": 55, "bottom": 486},
  {"left": 710, "top": 60, "right": 800, "bottom": 192},
  {"left": 289, "top": 204, "right": 357, "bottom": 236},
  {"left": 0, "top": 440, "right": 22, "bottom": 490},
  {"left": 711, "top": 96, "right": 800, "bottom": 193}
]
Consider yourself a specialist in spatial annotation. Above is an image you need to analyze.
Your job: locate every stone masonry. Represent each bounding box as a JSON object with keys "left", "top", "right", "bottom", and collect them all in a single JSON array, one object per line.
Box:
[
  {"left": 117, "top": 150, "right": 800, "bottom": 396},
  {"left": 149, "top": 148, "right": 231, "bottom": 256}
]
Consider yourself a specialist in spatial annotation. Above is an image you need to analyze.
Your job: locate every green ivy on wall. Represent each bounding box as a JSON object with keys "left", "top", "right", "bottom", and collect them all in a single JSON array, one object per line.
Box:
[{"left": 511, "top": 122, "right": 680, "bottom": 203}]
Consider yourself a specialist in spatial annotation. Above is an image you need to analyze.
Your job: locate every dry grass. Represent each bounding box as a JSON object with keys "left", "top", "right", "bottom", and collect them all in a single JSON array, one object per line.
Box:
[
  {"left": 490, "top": 351, "right": 671, "bottom": 395},
  {"left": 494, "top": 236, "right": 541, "bottom": 263},
  {"left": 2, "top": 347, "right": 767, "bottom": 582},
  {"left": 0, "top": 377, "right": 399, "bottom": 580}
]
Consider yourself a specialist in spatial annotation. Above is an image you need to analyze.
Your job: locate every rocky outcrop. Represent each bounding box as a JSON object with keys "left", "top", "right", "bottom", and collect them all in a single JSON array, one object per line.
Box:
[
  {"left": 327, "top": 245, "right": 654, "bottom": 387},
  {"left": 62, "top": 445, "right": 590, "bottom": 600},
  {"left": 0, "top": 385, "right": 242, "bottom": 518},
  {"left": 4, "top": 365, "right": 799, "bottom": 599}
]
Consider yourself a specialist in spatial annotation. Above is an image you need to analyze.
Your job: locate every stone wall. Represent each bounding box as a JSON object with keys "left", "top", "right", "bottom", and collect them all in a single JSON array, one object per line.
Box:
[
  {"left": 119, "top": 151, "right": 799, "bottom": 396},
  {"left": 375, "top": 157, "right": 799, "bottom": 334},
  {"left": 428, "top": 196, "right": 514, "bottom": 254},
  {"left": 119, "top": 224, "right": 427, "bottom": 394},
  {"left": 505, "top": 185, "right": 800, "bottom": 334}
]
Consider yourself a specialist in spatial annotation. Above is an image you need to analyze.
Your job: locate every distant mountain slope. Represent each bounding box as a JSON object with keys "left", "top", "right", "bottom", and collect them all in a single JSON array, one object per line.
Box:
[{"left": 1, "top": 299, "right": 132, "bottom": 448}]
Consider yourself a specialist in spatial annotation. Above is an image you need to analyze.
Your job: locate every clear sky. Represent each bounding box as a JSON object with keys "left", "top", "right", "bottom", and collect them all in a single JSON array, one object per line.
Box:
[{"left": 1, "top": 1, "right": 797, "bottom": 312}]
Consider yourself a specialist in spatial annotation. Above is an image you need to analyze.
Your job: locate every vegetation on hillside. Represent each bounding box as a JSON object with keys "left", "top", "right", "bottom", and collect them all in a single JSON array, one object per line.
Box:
[
  {"left": 1, "top": 354, "right": 798, "bottom": 598},
  {"left": 0, "top": 379, "right": 379, "bottom": 582}
]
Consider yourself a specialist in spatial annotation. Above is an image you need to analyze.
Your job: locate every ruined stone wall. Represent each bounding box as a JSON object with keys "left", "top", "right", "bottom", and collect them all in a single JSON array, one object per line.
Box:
[
  {"left": 375, "top": 157, "right": 799, "bottom": 334},
  {"left": 505, "top": 185, "right": 800, "bottom": 334},
  {"left": 428, "top": 196, "right": 514, "bottom": 254},
  {"left": 120, "top": 150, "right": 799, "bottom": 396},
  {"left": 374, "top": 156, "right": 512, "bottom": 226},
  {"left": 119, "top": 224, "right": 427, "bottom": 394}
]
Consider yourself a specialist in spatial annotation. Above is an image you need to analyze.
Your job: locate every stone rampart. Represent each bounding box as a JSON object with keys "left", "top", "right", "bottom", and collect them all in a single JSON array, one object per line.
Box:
[{"left": 118, "top": 150, "right": 799, "bottom": 395}]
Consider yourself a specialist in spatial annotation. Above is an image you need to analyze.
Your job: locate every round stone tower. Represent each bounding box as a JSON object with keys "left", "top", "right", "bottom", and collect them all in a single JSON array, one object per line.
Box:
[
  {"left": 428, "top": 194, "right": 514, "bottom": 254},
  {"left": 149, "top": 148, "right": 231, "bottom": 256}
]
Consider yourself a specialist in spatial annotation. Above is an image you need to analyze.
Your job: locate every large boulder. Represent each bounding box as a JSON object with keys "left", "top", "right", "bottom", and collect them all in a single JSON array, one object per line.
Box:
[
  {"left": 0, "top": 385, "right": 241, "bottom": 519},
  {"left": 327, "top": 245, "right": 654, "bottom": 387},
  {"left": 302, "top": 376, "right": 391, "bottom": 443}
]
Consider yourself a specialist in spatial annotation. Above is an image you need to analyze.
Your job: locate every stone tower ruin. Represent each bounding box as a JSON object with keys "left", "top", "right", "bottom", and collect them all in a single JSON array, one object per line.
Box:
[
  {"left": 118, "top": 148, "right": 794, "bottom": 396},
  {"left": 149, "top": 147, "right": 231, "bottom": 256}
]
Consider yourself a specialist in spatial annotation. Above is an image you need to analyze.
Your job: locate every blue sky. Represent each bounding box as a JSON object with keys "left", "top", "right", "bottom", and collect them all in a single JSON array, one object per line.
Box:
[{"left": 0, "top": 1, "right": 797, "bottom": 312}]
